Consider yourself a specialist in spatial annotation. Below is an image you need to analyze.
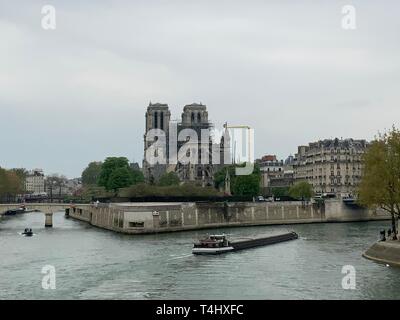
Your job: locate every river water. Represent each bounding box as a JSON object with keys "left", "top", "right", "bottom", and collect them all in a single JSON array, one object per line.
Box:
[{"left": 1, "top": 211, "right": 399, "bottom": 299}]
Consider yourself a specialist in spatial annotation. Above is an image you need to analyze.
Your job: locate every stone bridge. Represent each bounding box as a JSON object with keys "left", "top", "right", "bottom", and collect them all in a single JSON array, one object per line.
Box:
[
  {"left": 0, "top": 203, "right": 90, "bottom": 227},
  {"left": 0, "top": 203, "right": 90, "bottom": 214}
]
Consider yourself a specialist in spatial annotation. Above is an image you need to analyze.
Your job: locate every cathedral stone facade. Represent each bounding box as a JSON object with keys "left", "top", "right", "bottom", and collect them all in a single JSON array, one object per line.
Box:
[{"left": 143, "top": 102, "right": 230, "bottom": 186}]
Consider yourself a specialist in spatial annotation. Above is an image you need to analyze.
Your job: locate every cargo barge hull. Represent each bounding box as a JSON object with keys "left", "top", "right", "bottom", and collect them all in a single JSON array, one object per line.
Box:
[
  {"left": 192, "top": 232, "right": 298, "bottom": 255},
  {"left": 230, "top": 232, "right": 298, "bottom": 251}
]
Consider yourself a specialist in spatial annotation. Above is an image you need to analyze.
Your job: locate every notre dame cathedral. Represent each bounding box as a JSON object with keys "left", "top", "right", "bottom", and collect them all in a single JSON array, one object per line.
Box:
[{"left": 143, "top": 102, "right": 231, "bottom": 186}]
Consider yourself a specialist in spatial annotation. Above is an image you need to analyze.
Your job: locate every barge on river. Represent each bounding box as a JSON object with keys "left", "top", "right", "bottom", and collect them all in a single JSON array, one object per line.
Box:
[{"left": 192, "top": 231, "right": 298, "bottom": 255}]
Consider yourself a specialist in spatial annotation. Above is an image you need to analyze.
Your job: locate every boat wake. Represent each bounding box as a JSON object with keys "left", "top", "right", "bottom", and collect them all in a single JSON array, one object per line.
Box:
[
  {"left": 167, "top": 254, "right": 193, "bottom": 261},
  {"left": 19, "top": 232, "right": 36, "bottom": 237},
  {"left": 19, "top": 228, "right": 35, "bottom": 237}
]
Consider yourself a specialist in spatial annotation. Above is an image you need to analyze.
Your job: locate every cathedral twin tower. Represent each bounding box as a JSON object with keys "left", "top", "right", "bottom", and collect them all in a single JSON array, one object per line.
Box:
[{"left": 143, "top": 102, "right": 230, "bottom": 186}]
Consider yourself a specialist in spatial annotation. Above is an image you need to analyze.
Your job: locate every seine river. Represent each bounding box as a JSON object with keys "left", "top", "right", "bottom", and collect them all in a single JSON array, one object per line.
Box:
[{"left": 1, "top": 211, "right": 400, "bottom": 299}]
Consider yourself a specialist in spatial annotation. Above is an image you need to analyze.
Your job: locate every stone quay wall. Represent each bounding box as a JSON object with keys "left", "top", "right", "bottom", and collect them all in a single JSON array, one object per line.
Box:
[
  {"left": 363, "top": 240, "right": 400, "bottom": 267},
  {"left": 66, "top": 200, "right": 390, "bottom": 234}
]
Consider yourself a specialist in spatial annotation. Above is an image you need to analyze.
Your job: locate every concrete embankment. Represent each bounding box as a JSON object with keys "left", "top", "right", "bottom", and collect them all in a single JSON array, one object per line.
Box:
[
  {"left": 363, "top": 240, "right": 400, "bottom": 267},
  {"left": 66, "top": 199, "right": 390, "bottom": 234}
]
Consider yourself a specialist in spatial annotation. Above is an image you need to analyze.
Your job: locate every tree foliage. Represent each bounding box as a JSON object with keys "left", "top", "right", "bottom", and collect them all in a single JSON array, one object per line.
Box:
[
  {"left": 131, "top": 169, "right": 145, "bottom": 185},
  {"left": 214, "top": 166, "right": 236, "bottom": 190},
  {"left": 63, "top": 185, "right": 112, "bottom": 202},
  {"left": 97, "top": 157, "right": 144, "bottom": 191},
  {"left": 98, "top": 157, "right": 131, "bottom": 190},
  {"left": 0, "top": 167, "right": 24, "bottom": 201},
  {"left": 46, "top": 173, "right": 68, "bottom": 197},
  {"left": 289, "top": 181, "right": 314, "bottom": 200},
  {"left": 233, "top": 173, "right": 260, "bottom": 196},
  {"left": 107, "top": 167, "right": 134, "bottom": 191},
  {"left": 119, "top": 183, "right": 222, "bottom": 198},
  {"left": 46, "top": 174, "right": 68, "bottom": 186},
  {"left": 82, "top": 161, "right": 102, "bottom": 186},
  {"left": 271, "top": 187, "right": 290, "bottom": 198},
  {"left": 358, "top": 126, "right": 400, "bottom": 239},
  {"left": 10, "top": 168, "right": 28, "bottom": 192},
  {"left": 214, "top": 164, "right": 261, "bottom": 197},
  {"left": 158, "top": 172, "right": 180, "bottom": 186}
]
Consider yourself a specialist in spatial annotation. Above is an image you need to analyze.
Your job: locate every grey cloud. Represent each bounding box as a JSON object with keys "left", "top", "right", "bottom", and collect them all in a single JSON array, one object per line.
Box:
[{"left": 1, "top": 0, "right": 400, "bottom": 177}]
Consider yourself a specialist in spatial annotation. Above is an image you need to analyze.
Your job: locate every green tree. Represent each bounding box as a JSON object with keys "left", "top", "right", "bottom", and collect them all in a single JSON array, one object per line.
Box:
[
  {"left": 10, "top": 168, "right": 27, "bottom": 192},
  {"left": 214, "top": 166, "right": 236, "bottom": 190},
  {"left": 271, "top": 186, "right": 289, "bottom": 198},
  {"left": 118, "top": 183, "right": 222, "bottom": 198},
  {"left": 0, "top": 168, "right": 24, "bottom": 202},
  {"left": 82, "top": 161, "right": 102, "bottom": 186},
  {"left": 98, "top": 157, "right": 131, "bottom": 190},
  {"left": 289, "top": 181, "right": 314, "bottom": 201},
  {"left": 79, "top": 185, "right": 112, "bottom": 202},
  {"left": 131, "top": 169, "right": 145, "bottom": 185},
  {"left": 214, "top": 164, "right": 261, "bottom": 196},
  {"left": 358, "top": 127, "right": 400, "bottom": 239},
  {"left": 233, "top": 173, "right": 260, "bottom": 196},
  {"left": 158, "top": 172, "right": 180, "bottom": 186},
  {"left": 107, "top": 167, "right": 134, "bottom": 191}
]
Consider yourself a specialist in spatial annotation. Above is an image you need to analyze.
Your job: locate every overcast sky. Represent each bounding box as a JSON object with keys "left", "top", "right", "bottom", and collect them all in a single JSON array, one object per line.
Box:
[{"left": 1, "top": 0, "right": 400, "bottom": 178}]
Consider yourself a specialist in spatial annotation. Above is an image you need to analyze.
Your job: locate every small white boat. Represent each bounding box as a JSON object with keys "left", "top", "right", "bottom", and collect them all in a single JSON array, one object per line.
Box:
[{"left": 22, "top": 228, "right": 33, "bottom": 237}]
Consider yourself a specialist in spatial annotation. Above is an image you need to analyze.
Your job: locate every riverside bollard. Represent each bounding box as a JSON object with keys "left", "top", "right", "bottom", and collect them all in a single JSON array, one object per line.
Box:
[{"left": 45, "top": 212, "right": 53, "bottom": 227}]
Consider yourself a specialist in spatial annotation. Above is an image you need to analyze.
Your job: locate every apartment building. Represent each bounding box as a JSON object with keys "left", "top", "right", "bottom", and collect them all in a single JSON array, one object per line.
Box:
[
  {"left": 257, "top": 155, "right": 294, "bottom": 195},
  {"left": 293, "top": 138, "right": 368, "bottom": 196},
  {"left": 25, "top": 169, "right": 45, "bottom": 194}
]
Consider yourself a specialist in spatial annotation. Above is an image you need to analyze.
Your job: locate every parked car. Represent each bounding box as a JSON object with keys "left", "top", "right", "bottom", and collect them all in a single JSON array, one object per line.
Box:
[{"left": 255, "top": 196, "right": 266, "bottom": 202}]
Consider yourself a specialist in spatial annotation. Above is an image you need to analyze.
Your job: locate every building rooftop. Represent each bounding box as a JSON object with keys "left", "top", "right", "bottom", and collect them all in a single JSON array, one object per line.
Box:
[
  {"left": 147, "top": 102, "right": 169, "bottom": 109},
  {"left": 183, "top": 103, "right": 207, "bottom": 111},
  {"left": 261, "top": 155, "right": 277, "bottom": 162},
  {"left": 308, "top": 138, "right": 368, "bottom": 149}
]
